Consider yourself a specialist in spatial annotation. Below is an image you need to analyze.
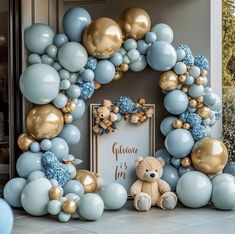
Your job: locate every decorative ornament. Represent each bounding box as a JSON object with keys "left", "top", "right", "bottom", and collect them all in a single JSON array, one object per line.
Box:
[
  {"left": 79, "top": 81, "right": 95, "bottom": 100},
  {"left": 159, "top": 71, "right": 179, "bottom": 91},
  {"left": 17, "top": 133, "right": 34, "bottom": 151}
]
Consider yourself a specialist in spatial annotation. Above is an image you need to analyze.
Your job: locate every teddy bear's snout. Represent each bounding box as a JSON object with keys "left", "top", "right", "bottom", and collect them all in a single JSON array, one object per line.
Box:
[
  {"left": 144, "top": 171, "right": 159, "bottom": 182},
  {"left": 150, "top": 173, "right": 155, "bottom": 178}
]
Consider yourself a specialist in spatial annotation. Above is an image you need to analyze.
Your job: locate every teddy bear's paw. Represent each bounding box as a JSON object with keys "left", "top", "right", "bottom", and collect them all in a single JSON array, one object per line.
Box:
[
  {"left": 134, "top": 192, "right": 151, "bottom": 211},
  {"left": 160, "top": 192, "right": 177, "bottom": 210}
]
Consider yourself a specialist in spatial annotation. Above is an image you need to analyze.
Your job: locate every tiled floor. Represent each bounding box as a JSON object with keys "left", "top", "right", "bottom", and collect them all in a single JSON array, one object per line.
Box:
[{"left": 12, "top": 201, "right": 235, "bottom": 234}]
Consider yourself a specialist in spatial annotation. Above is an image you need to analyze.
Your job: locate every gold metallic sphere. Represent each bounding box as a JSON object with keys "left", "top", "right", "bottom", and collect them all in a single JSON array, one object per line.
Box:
[
  {"left": 189, "top": 99, "right": 198, "bottom": 108},
  {"left": 114, "top": 70, "right": 123, "bottom": 81},
  {"left": 195, "top": 76, "right": 204, "bottom": 85},
  {"left": 197, "top": 106, "right": 210, "bottom": 118},
  {"left": 197, "top": 96, "right": 204, "bottom": 103},
  {"left": 201, "top": 70, "right": 208, "bottom": 76},
  {"left": 173, "top": 119, "right": 183, "bottom": 129},
  {"left": 137, "top": 97, "right": 146, "bottom": 105},
  {"left": 197, "top": 102, "right": 204, "bottom": 108},
  {"left": 66, "top": 101, "right": 76, "bottom": 112},
  {"left": 112, "top": 106, "right": 120, "bottom": 113},
  {"left": 120, "top": 63, "right": 129, "bottom": 72},
  {"left": 61, "top": 106, "right": 69, "bottom": 113},
  {"left": 191, "top": 137, "right": 228, "bottom": 175},
  {"left": 182, "top": 85, "right": 189, "bottom": 93},
  {"left": 184, "top": 71, "right": 190, "bottom": 76},
  {"left": 64, "top": 113, "right": 73, "bottom": 124},
  {"left": 94, "top": 81, "right": 101, "bottom": 90},
  {"left": 62, "top": 199, "right": 77, "bottom": 214},
  {"left": 183, "top": 123, "right": 191, "bottom": 130},
  {"left": 49, "top": 187, "right": 62, "bottom": 200},
  {"left": 75, "top": 170, "right": 97, "bottom": 193},
  {"left": 181, "top": 157, "right": 192, "bottom": 168},
  {"left": 17, "top": 133, "right": 34, "bottom": 151},
  {"left": 179, "top": 75, "right": 186, "bottom": 83},
  {"left": 159, "top": 71, "right": 179, "bottom": 91}
]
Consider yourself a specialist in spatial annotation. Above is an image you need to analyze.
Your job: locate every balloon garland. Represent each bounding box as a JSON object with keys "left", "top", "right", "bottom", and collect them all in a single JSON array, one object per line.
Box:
[{"left": 3, "top": 6, "right": 235, "bottom": 223}]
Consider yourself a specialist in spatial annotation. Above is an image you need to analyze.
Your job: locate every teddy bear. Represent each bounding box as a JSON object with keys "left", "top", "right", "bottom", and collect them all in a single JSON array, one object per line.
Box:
[{"left": 130, "top": 156, "right": 177, "bottom": 211}]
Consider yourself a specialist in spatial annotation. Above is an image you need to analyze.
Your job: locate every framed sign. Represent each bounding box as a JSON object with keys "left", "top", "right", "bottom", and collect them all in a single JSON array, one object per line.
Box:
[{"left": 90, "top": 104, "right": 155, "bottom": 196}]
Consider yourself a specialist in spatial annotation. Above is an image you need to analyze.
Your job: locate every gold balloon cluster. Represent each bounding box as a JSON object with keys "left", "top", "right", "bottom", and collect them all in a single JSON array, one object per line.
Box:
[{"left": 61, "top": 99, "right": 77, "bottom": 124}]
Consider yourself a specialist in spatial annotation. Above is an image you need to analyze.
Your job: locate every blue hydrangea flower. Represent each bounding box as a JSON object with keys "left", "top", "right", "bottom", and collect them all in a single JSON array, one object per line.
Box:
[
  {"left": 194, "top": 55, "right": 209, "bottom": 71},
  {"left": 80, "top": 81, "right": 95, "bottom": 100},
  {"left": 180, "top": 111, "right": 189, "bottom": 123},
  {"left": 176, "top": 44, "right": 194, "bottom": 66},
  {"left": 41, "top": 151, "right": 58, "bottom": 168},
  {"left": 116, "top": 96, "right": 135, "bottom": 114},
  {"left": 187, "top": 113, "right": 202, "bottom": 127},
  {"left": 191, "top": 125, "right": 207, "bottom": 141},
  {"left": 85, "top": 57, "right": 97, "bottom": 70}
]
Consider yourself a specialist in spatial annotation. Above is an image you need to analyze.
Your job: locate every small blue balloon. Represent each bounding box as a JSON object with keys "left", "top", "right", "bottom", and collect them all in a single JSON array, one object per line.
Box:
[
  {"left": 94, "top": 60, "right": 115, "bottom": 84},
  {"left": 0, "top": 198, "right": 14, "bottom": 234},
  {"left": 187, "top": 106, "right": 197, "bottom": 113},
  {"left": 204, "top": 87, "right": 213, "bottom": 93},
  {"left": 66, "top": 84, "right": 81, "bottom": 98},
  {"left": 164, "top": 90, "right": 189, "bottom": 115},
  {"left": 69, "top": 73, "right": 78, "bottom": 84},
  {"left": 160, "top": 116, "right": 176, "bottom": 136},
  {"left": 53, "top": 33, "right": 69, "bottom": 48},
  {"left": 80, "top": 69, "right": 94, "bottom": 82},
  {"left": 47, "top": 200, "right": 62, "bottom": 215},
  {"left": 129, "top": 55, "right": 147, "bottom": 72},
  {"left": 151, "top": 23, "right": 174, "bottom": 43},
  {"left": 123, "top": 55, "right": 130, "bottom": 64},
  {"left": 211, "top": 173, "right": 235, "bottom": 187},
  {"left": 118, "top": 48, "right": 127, "bottom": 56},
  {"left": 3, "top": 177, "right": 27, "bottom": 207},
  {"left": 52, "top": 62, "right": 62, "bottom": 71},
  {"left": 162, "top": 165, "right": 179, "bottom": 191},
  {"left": 128, "top": 49, "right": 140, "bottom": 62},
  {"left": 165, "top": 129, "right": 194, "bottom": 158},
  {"left": 28, "top": 54, "right": 42, "bottom": 64},
  {"left": 60, "top": 80, "right": 71, "bottom": 90},
  {"left": 59, "top": 124, "right": 80, "bottom": 146},
  {"left": 63, "top": 180, "right": 84, "bottom": 197},
  {"left": 137, "top": 40, "right": 149, "bottom": 55},
  {"left": 27, "top": 170, "right": 45, "bottom": 183},
  {"left": 185, "top": 76, "right": 194, "bottom": 85},
  {"left": 41, "top": 54, "right": 54, "bottom": 65},
  {"left": 147, "top": 41, "right": 177, "bottom": 71},
  {"left": 109, "top": 53, "right": 123, "bottom": 66},
  {"left": 145, "top": 32, "right": 157, "bottom": 44},
  {"left": 58, "top": 211, "right": 71, "bottom": 223},
  {"left": 205, "top": 125, "right": 211, "bottom": 136},
  {"left": 176, "top": 49, "right": 186, "bottom": 62},
  {"left": 202, "top": 76, "right": 208, "bottom": 86},
  {"left": 178, "top": 166, "right": 195, "bottom": 177},
  {"left": 50, "top": 137, "right": 69, "bottom": 161},
  {"left": 40, "top": 139, "right": 52, "bottom": 151},
  {"left": 171, "top": 158, "right": 181, "bottom": 168},
  {"left": 173, "top": 62, "right": 187, "bottom": 75},
  {"left": 188, "top": 84, "right": 204, "bottom": 98},
  {"left": 155, "top": 149, "right": 172, "bottom": 164},
  {"left": 124, "top": 39, "right": 137, "bottom": 51},
  {"left": 59, "top": 69, "right": 70, "bottom": 80},
  {"left": 62, "top": 7, "right": 91, "bottom": 42},
  {"left": 30, "top": 142, "right": 41, "bottom": 153},
  {"left": 204, "top": 92, "right": 216, "bottom": 107},
  {"left": 53, "top": 93, "right": 68, "bottom": 109},
  {"left": 223, "top": 162, "right": 235, "bottom": 176},
  {"left": 71, "top": 99, "right": 85, "bottom": 120},
  {"left": 189, "top": 65, "right": 201, "bottom": 78},
  {"left": 46, "top": 45, "right": 57, "bottom": 58}
]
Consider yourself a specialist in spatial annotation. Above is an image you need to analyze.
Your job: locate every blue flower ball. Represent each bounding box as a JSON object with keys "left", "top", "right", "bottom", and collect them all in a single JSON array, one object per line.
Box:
[
  {"left": 194, "top": 55, "right": 209, "bottom": 71},
  {"left": 186, "top": 113, "right": 202, "bottom": 127},
  {"left": 180, "top": 111, "right": 189, "bottom": 123},
  {"left": 41, "top": 151, "right": 58, "bottom": 168},
  {"left": 176, "top": 44, "right": 194, "bottom": 66},
  {"left": 116, "top": 96, "right": 135, "bottom": 114},
  {"left": 85, "top": 57, "right": 97, "bottom": 70},
  {"left": 79, "top": 81, "right": 95, "bottom": 100},
  {"left": 191, "top": 125, "right": 207, "bottom": 141}
]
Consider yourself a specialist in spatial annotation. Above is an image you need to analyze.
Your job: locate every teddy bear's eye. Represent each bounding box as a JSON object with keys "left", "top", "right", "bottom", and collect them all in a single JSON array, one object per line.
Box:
[
  {"left": 155, "top": 170, "right": 158, "bottom": 172},
  {"left": 146, "top": 169, "right": 149, "bottom": 172}
]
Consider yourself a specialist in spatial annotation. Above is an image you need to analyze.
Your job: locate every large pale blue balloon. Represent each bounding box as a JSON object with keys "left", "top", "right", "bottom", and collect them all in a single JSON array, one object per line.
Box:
[
  {"left": 27, "top": 170, "right": 45, "bottom": 183},
  {"left": 53, "top": 33, "right": 69, "bottom": 48},
  {"left": 160, "top": 116, "right": 176, "bottom": 136},
  {"left": 176, "top": 171, "right": 212, "bottom": 208},
  {"left": 129, "top": 55, "right": 147, "bottom": 72},
  {"left": 59, "top": 124, "right": 81, "bottom": 146},
  {"left": 224, "top": 162, "right": 235, "bottom": 176},
  {"left": 50, "top": 137, "right": 69, "bottom": 161},
  {"left": 188, "top": 84, "right": 204, "bottom": 98},
  {"left": 147, "top": 41, "right": 177, "bottom": 71},
  {"left": 62, "top": 7, "right": 91, "bottom": 42},
  {"left": 20, "top": 64, "right": 60, "bottom": 104},
  {"left": 63, "top": 180, "right": 84, "bottom": 197},
  {"left": 78, "top": 193, "right": 104, "bottom": 221},
  {"left": 16, "top": 151, "right": 43, "bottom": 178},
  {"left": 151, "top": 23, "right": 174, "bottom": 43},
  {"left": 24, "top": 23, "right": 54, "bottom": 54},
  {"left": 71, "top": 99, "right": 85, "bottom": 120},
  {"left": 0, "top": 198, "right": 14, "bottom": 234},
  {"left": 47, "top": 200, "right": 62, "bottom": 215},
  {"left": 165, "top": 129, "right": 194, "bottom": 158},
  {"left": 21, "top": 178, "right": 52, "bottom": 216},
  {"left": 162, "top": 165, "right": 179, "bottom": 191},
  {"left": 53, "top": 93, "right": 68, "bottom": 109},
  {"left": 94, "top": 60, "right": 115, "bottom": 84},
  {"left": 211, "top": 173, "right": 235, "bottom": 187},
  {"left": 58, "top": 42, "right": 88, "bottom": 72},
  {"left": 178, "top": 166, "right": 195, "bottom": 177},
  {"left": 98, "top": 183, "right": 127, "bottom": 210},
  {"left": 164, "top": 90, "right": 189, "bottom": 115},
  {"left": 3, "top": 177, "right": 27, "bottom": 207}
]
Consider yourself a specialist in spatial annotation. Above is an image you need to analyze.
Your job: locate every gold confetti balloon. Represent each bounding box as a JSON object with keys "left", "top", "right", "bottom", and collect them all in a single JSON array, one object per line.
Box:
[
  {"left": 75, "top": 170, "right": 97, "bottom": 193},
  {"left": 17, "top": 133, "right": 34, "bottom": 151},
  {"left": 159, "top": 71, "right": 179, "bottom": 91},
  {"left": 191, "top": 137, "right": 228, "bottom": 175}
]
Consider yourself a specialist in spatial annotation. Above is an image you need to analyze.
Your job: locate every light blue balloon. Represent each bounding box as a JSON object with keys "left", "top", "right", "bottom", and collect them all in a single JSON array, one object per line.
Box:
[
  {"left": 20, "top": 64, "right": 60, "bottom": 104},
  {"left": 53, "top": 33, "right": 69, "bottom": 48},
  {"left": 188, "top": 84, "right": 204, "bottom": 98},
  {"left": 164, "top": 90, "right": 189, "bottom": 115},
  {"left": 176, "top": 49, "right": 186, "bottom": 62},
  {"left": 187, "top": 106, "right": 197, "bottom": 113},
  {"left": 118, "top": 48, "right": 127, "bottom": 56},
  {"left": 129, "top": 55, "right": 147, "bottom": 72},
  {"left": 128, "top": 49, "right": 140, "bottom": 62},
  {"left": 160, "top": 116, "right": 176, "bottom": 136},
  {"left": 62, "top": 7, "right": 91, "bottom": 42},
  {"left": 52, "top": 62, "right": 61, "bottom": 71},
  {"left": 21, "top": 178, "right": 52, "bottom": 216},
  {"left": 66, "top": 84, "right": 81, "bottom": 98},
  {"left": 58, "top": 211, "right": 71, "bottom": 222},
  {"left": 178, "top": 166, "right": 195, "bottom": 177},
  {"left": 16, "top": 151, "right": 43, "bottom": 178},
  {"left": 46, "top": 45, "right": 57, "bottom": 58},
  {"left": 63, "top": 180, "right": 84, "bottom": 197},
  {"left": 28, "top": 54, "right": 42, "bottom": 64},
  {"left": 223, "top": 162, "right": 235, "bottom": 176},
  {"left": 50, "top": 137, "right": 69, "bottom": 161},
  {"left": 155, "top": 149, "right": 172, "bottom": 164},
  {"left": 189, "top": 65, "right": 201, "bottom": 78},
  {"left": 30, "top": 142, "right": 40, "bottom": 153},
  {"left": 204, "top": 87, "right": 213, "bottom": 93},
  {"left": 162, "top": 165, "right": 179, "bottom": 191},
  {"left": 137, "top": 40, "right": 149, "bottom": 55},
  {"left": 80, "top": 69, "right": 94, "bottom": 82},
  {"left": 212, "top": 182, "right": 235, "bottom": 210},
  {"left": 71, "top": 99, "right": 85, "bottom": 120},
  {"left": 145, "top": 32, "right": 157, "bottom": 43},
  {"left": 123, "top": 55, "right": 130, "bottom": 64},
  {"left": 59, "top": 124, "right": 80, "bottom": 146},
  {"left": 78, "top": 193, "right": 104, "bottom": 221},
  {"left": 202, "top": 76, "right": 208, "bottom": 86},
  {"left": 165, "top": 129, "right": 194, "bottom": 158},
  {"left": 53, "top": 93, "right": 68, "bottom": 109},
  {"left": 173, "top": 62, "right": 187, "bottom": 75},
  {"left": 204, "top": 92, "right": 216, "bottom": 107},
  {"left": 94, "top": 60, "right": 115, "bottom": 84},
  {"left": 3, "top": 177, "right": 27, "bottom": 207},
  {"left": 202, "top": 118, "right": 211, "bottom": 126},
  {"left": 27, "top": 170, "right": 45, "bottom": 183},
  {"left": 205, "top": 125, "right": 211, "bottom": 136},
  {"left": 59, "top": 69, "right": 70, "bottom": 80},
  {"left": 109, "top": 53, "right": 123, "bottom": 66},
  {"left": 41, "top": 54, "right": 54, "bottom": 65},
  {"left": 124, "top": 39, "right": 137, "bottom": 51},
  {"left": 185, "top": 76, "right": 194, "bottom": 85},
  {"left": 60, "top": 80, "right": 71, "bottom": 90},
  {"left": 176, "top": 171, "right": 212, "bottom": 208},
  {"left": 47, "top": 200, "right": 62, "bottom": 215},
  {"left": 151, "top": 23, "right": 174, "bottom": 43},
  {"left": 171, "top": 158, "right": 181, "bottom": 168},
  {"left": 210, "top": 96, "right": 221, "bottom": 112},
  {"left": 147, "top": 41, "right": 177, "bottom": 71},
  {"left": 0, "top": 198, "right": 14, "bottom": 234},
  {"left": 211, "top": 173, "right": 235, "bottom": 187},
  {"left": 24, "top": 23, "right": 54, "bottom": 54},
  {"left": 65, "top": 164, "right": 77, "bottom": 179},
  {"left": 40, "top": 139, "right": 52, "bottom": 151},
  {"left": 98, "top": 183, "right": 127, "bottom": 210}
]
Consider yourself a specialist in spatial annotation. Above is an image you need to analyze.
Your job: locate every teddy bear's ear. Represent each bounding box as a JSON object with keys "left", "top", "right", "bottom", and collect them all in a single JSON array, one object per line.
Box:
[
  {"left": 157, "top": 157, "right": 165, "bottom": 167},
  {"left": 136, "top": 156, "right": 144, "bottom": 166}
]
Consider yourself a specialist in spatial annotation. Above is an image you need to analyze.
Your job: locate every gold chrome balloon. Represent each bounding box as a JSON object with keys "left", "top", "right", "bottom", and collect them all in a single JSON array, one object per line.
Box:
[
  {"left": 75, "top": 170, "right": 97, "bottom": 193},
  {"left": 17, "top": 133, "right": 34, "bottom": 151},
  {"left": 49, "top": 187, "right": 62, "bottom": 200},
  {"left": 197, "top": 96, "right": 204, "bottom": 103},
  {"left": 189, "top": 99, "right": 197, "bottom": 108},
  {"left": 62, "top": 199, "right": 77, "bottom": 214},
  {"left": 120, "top": 63, "right": 129, "bottom": 72},
  {"left": 26, "top": 104, "right": 64, "bottom": 140},
  {"left": 183, "top": 123, "right": 190, "bottom": 130},
  {"left": 191, "top": 137, "right": 228, "bottom": 175},
  {"left": 118, "top": 7, "right": 151, "bottom": 40},
  {"left": 159, "top": 71, "right": 179, "bottom": 91},
  {"left": 66, "top": 101, "right": 76, "bottom": 112},
  {"left": 182, "top": 84, "right": 189, "bottom": 93},
  {"left": 82, "top": 17, "right": 123, "bottom": 59},
  {"left": 195, "top": 77, "right": 204, "bottom": 85},
  {"left": 64, "top": 113, "right": 73, "bottom": 124},
  {"left": 181, "top": 157, "right": 191, "bottom": 168},
  {"left": 197, "top": 106, "right": 210, "bottom": 118},
  {"left": 173, "top": 119, "right": 183, "bottom": 129},
  {"left": 178, "top": 75, "right": 186, "bottom": 83},
  {"left": 114, "top": 70, "right": 123, "bottom": 81}
]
